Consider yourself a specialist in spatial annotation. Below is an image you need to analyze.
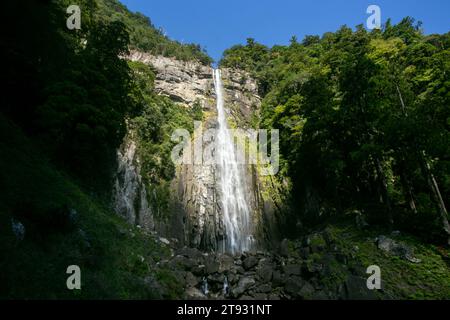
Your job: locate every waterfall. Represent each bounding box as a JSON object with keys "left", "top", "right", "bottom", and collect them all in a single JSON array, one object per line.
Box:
[
  {"left": 213, "top": 69, "right": 254, "bottom": 254},
  {"left": 202, "top": 277, "right": 209, "bottom": 295},
  {"left": 223, "top": 276, "right": 229, "bottom": 296}
]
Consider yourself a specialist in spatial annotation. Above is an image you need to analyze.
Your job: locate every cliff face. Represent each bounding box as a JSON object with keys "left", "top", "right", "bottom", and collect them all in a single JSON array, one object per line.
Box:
[
  {"left": 113, "top": 133, "right": 154, "bottom": 230},
  {"left": 115, "top": 51, "right": 282, "bottom": 251},
  {"left": 128, "top": 50, "right": 214, "bottom": 109}
]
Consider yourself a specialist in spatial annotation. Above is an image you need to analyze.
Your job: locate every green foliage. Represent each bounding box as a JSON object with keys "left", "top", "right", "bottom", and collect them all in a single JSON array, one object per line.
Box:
[
  {"left": 126, "top": 61, "right": 200, "bottom": 220},
  {"left": 96, "top": 0, "right": 212, "bottom": 65},
  {"left": 0, "top": 116, "right": 179, "bottom": 299},
  {"left": 326, "top": 224, "right": 450, "bottom": 299},
  {"left": 2, "top": 0, "right": 211, "bottom": 192},
  {"left": 1, "top": 0, "right": 206, "bottom": 298},
  {"left": 2, "top": 0, "right": 136, "bottom": 191},
  {"left": 221, "top": 20, "right": 450, "bottom": 243}
]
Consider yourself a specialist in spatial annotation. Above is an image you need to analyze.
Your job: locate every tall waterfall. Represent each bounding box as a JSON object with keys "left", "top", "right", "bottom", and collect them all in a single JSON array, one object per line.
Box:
[{"left": 213, "top": 69, "right": 253, "bottom": 253}]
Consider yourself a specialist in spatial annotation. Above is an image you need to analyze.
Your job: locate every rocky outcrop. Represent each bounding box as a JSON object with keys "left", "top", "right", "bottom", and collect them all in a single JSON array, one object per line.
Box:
[
  {"left": 113, "top": 134, "right": 154, "bottom": 230},
  {"left": 128, "top": 50, "right": 214, "bottom": 109},
  {"left": 153, "top": 229, "right": 380, "bottom": 300},
  {"left": 127, "top": 50, "right": 261, "bottom": 119},
  {"left": 376, "top": 234, "right": 421, "bottom": 263},
  {"left": 174, "top": 116, "right": 222, "bottom": 250},
  {"left": 121, "top": 51, "right": 281, "bottom": 252},
  {"left": 220, "top": 68, "right": 261, "bottom": 126},
  {"left": 174, "top": 113, "right": 265, "bottom": 251}
]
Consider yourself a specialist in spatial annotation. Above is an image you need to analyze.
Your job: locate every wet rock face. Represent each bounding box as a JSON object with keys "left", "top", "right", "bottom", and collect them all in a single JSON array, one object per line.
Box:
[
  {"left": 176, "top": 119, "right": 223, "bottom": 250},
  {"left": 113, "top": 137, "right": 153, "bottom": 230}
]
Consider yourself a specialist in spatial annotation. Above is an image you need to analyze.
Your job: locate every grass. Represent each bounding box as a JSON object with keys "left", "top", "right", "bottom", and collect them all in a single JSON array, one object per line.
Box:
[{"left": 323, "top": 223, "right": 450, "bottom": 299}]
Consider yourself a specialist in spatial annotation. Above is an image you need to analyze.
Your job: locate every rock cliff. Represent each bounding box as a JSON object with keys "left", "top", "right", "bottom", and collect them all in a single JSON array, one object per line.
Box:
[
  {"left": 113, "top": 132, "right": 154, "bottom": 230},
  {"left": 116, "top": 51, "right": 282, "bottom": 252}
]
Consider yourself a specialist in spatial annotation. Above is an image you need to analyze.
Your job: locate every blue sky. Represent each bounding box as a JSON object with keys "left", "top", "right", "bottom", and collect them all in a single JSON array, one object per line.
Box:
[{"left": 119, "top": 0, "right": 450, "bottom": 62}]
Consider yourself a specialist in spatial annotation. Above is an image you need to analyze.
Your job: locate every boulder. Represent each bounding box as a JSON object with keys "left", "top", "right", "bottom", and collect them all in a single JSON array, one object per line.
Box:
[
  {"left": 11, "top": 218, "right": 25, "bottom": 241},
  {"left": 207, "top": 273, "right": 226, "bottom": 292},
  {"left": 218, "top": 254, "right": 234, "bottom": 273},
  {"left": 170, "top": 255, "right": 197, "bottom": 271},
  {"left": 256, "top": 264, "right": 273, "bottom": 283},
  {"left": 176, "top": 247, "right": 203, "bottom": 261},
  {"left": 344, "top": 275, "right": 377, "bottom": 300},
  {"left": 283, "top": 276, "right": 304, "bottom": 298},
  {"left": 185, "top": 272, "right": 199, "bottom": 288},
  {"left": 283, "top": 264, "right": 302, "bottom": 276},
  {"left": 255, "top": 283, "right": 272, "bottom": 293},
  {"left": 299, "top": 282, "right": 315, "bottom": 299},
  {"left": 143, "top": 275, "right": 166, "bottom": 299},
  {"left": 185, "top": 287, "right": 207, "bottom": 300},
  {"left": 231, "top": 276, "right": 256, "bottom": 298},
  {"left": 271, "top": 270, "right": 284, "bottom": 287},
  {"left": 159, "top": 237, "right": 170, "bottom": 245},
  {"left": 377, "top": 235, "right": 421, "bottom": 263},
  {"left": 243, "top": 255, "right": 259, "bottom": 270},
  {"left": 252, "top": 293, "right": 268, "bottom": 300},
  {"left": 302, "top": 261, "right": 323, "bottom": 275},
  {"left": 204, "top": 255, "right": 220, "bottom": 274},
  {"left": 191, "top": 264, "right": 206, "bottom": 276}
]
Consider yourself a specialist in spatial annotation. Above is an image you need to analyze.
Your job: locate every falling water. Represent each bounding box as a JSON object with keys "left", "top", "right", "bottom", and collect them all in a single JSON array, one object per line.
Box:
[
  {"left": 213, "top": 69, "right": 253, "bottom": 254},
  {"left": 223, "top": 276, "right": 229, "bottom": 296},
  {"left": 202, "top": 277, "right": 209, "bottom": 295}
]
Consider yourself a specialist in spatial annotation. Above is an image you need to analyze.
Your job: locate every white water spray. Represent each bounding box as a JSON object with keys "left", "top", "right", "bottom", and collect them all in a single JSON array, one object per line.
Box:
[{"left": 213, "top": 69, "right": 254, "bottom": 253}]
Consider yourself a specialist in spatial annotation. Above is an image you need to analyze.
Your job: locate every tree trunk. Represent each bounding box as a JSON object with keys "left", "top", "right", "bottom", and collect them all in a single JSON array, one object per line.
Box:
[
  {"left": 418, "top": 151, "right": 450, "bottom": 244},
  {"left": 397, "top": 156, "right": 418, "bottom": 214},
  {"left": 400, "top": 172, "right": 418, "bottom": 214},
  {"left": 396, "top": 84, "right": 450, "bottom": 244},
  {"left": 375, "top": 157, "right": 393, "bottom": 228}
]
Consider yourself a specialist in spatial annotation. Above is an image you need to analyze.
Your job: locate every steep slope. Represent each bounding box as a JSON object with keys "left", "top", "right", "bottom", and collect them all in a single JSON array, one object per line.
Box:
[{"left": 0, "top": 115, "right": 184, "bottom": 299}]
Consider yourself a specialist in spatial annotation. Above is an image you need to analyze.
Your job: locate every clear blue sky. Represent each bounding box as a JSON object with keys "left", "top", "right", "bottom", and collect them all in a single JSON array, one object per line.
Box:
[{"left": 119, "top": 0, "right": 450, "bottom": 62}]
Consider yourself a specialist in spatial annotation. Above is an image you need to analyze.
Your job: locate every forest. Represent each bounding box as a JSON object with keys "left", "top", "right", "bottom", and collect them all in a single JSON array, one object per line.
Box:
[
  {"left": 1, "top": 0, "right": 449, "bottom": 300},
  {"left": 221, "top": 20, "right": 450, "bottom": 244}
]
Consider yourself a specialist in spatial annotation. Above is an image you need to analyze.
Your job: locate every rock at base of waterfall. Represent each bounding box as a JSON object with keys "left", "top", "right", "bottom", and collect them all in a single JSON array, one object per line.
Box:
[
  {"left": 185, "top": 287, "right": 207, "bottom": 300},
  {"left": 218, "top": 254, "right": 235, "bottom": 272},
  {"left": 185, "top": 272, "right": 200, "bottom": 288},
  {"left": 231, "top": 276, "right": 256, "bottom": 298},
  {"left": 242, "top": 255, "right": 259, "bottom": 270}
]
